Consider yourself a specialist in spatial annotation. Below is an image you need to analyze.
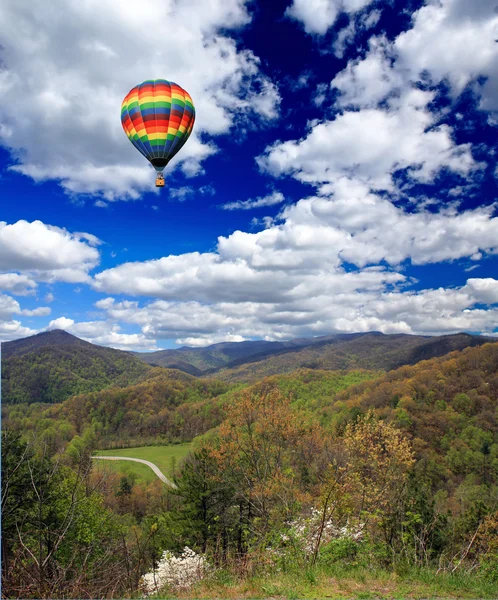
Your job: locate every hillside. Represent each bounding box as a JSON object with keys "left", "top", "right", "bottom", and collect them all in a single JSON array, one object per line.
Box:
[
  {"left": 312, "top": 341, "right": 498, "bottom": 498},
  {"left": 2, "top": 368, "right": 381, "bottom": 448},
  {"left": 3, "top": 367, "right": 233, "bottom": 446},
  {"left": 215, "top": 332, "right": 493, "bottom": 382},
  {"left": 1, "top": 330, "right": 151, "bottom": 404}
]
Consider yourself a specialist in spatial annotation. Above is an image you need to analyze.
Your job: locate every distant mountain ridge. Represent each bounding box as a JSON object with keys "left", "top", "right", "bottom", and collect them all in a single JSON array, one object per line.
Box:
[
  {"left": 133, "top": 332, "right": 378, "bottom": 373},
  {"left": 1, "top": 330, "right": 151, "bottom": 404},
  {"left": 1, "top": 329, "right": 494, "bottom": 403},
  {"left": 134, "top": 331, "right": 494, "bottom": 383}
]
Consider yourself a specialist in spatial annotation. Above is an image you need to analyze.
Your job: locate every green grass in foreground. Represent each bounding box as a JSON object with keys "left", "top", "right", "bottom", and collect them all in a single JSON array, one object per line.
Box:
[
  {"left": 154, "top": 564, "right": 498, "bottom": 599},
  {"left": 93, "top": 444, "right": 191, "bottom": 484}
]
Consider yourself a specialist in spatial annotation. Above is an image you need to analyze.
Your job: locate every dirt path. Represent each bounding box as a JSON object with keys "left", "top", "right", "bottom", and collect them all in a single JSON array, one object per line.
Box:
[{"left": 92, "top": 456, "right": 177, "bottom": 489}]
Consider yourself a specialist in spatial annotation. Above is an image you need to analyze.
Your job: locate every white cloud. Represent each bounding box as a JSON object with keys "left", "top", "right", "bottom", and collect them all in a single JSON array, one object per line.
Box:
[
  {"left": 277, "top": 180, "right": 498, "bottom": 267},
  {"left": 4, "top": 183, "right": 494, "bottom": 347},
  {"left": 332, "top": 37, "right": 403, "bottom": 108},
  {"left": 333, "top": 7, "right": 382, "bottom": 58},
  {"left": 94, "top": 183, "right": 498, "bottom": 303},
  {"left": 464, "top": 278, "right": 498, "bottom": 305},
  {"left": 0, "top": 0, "right": 280, "bottom": 200},
  {"left": 48, "top": 315, "right": 158, "bottom": 350},
  {"left": 0, "top": 320, "right": 37, "bottom": 341},
  {"left": 0, "top": 220, "right": 100, "bottom": 283},
  {"left": 0, "top": 273, "right": 37, "bottom": 295},
  {"left": 95, "top": 297, "right": 116, "bottom": 310},
  {"left": 286, "top": 0, "right": 374, "bottom": 35},
  {"left": 0, "top": 292, "right": 48, "bottom": 340},
  {"left": 90, "top": 179, "right": 498, "bottom": 344},
  {"left": 48, "top": 317, "right": 75, "bottom": 330},
  {"left": 2, "top": 0, "right": 498, "bottom": 348},
  {"left": 0, "top": 294, "right": 24, "bottom": 321},
  {"left": 177, "top": 333, "right": 247, "bottom": 347},
  {"left": 395, "top": 0, "right": 498, "bottom": 110},
  {"left": 220, "top": 191, "right": 285, "bottom": 211},
  {"left": 94, "top": 276, "right": 498, "bottom": 346},
  {"left": 270, "top": 0, "right": 497, "bottom": 208},
  {"left": 259, "top": 89, "right": 477, "bottom": 192},
  {"left": 20, "top": 307, "right": 51, "bottom": 317},
  {"left": 330, "top": 0, "right": 498, "bottom": 112}
]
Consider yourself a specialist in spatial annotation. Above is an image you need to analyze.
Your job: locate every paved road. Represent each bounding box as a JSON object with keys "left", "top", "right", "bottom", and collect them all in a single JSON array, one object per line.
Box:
[{"left": 92, "top": 456, "right": 177, "bottom": 489}]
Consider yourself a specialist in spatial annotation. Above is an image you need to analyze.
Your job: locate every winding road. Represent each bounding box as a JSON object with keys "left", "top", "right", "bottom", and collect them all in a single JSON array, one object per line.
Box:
[{"left": 92, "top": 456, "right": 177, "bottom": 489}]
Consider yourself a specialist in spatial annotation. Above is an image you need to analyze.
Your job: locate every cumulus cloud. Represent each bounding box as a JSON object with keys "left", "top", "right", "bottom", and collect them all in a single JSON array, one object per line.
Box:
[
  {"left": 0, "top": 320, "right": 37, "bottom": 341},
  {"left": 0, "top": 0, "right": 280, "bottom": 200},
  {"left": 464, "top": 278, "right": 498, "bottom": 305},
  {"left": 0, "top": 220, "right": 100, "bottom": 283},
  {"left": 48, "top": 317, "right": 75, "bottom": 331},
  {"left": 2, "top": 0, "right": 498, "bottom": 348},
  {"left": 89, "top": 178, "right": 498, "bottom": 344},
  {"left": 47, "top": 315, "right": 158, "bottom": 350},
  {"left": 94, "top": 277, "right": 498, "bottom": 346},
  {"left": 220, "top": 191, "right": 285, "bottom": 211},
  {"left": 265, "top": 0, "right": 497, "bottom": 203},
  {"left": 331, "top": 0, "right": 498, "bottom": 111},
  {"left": 395, "top": 0, "right": 498, "bottom": 111},
  {"left": 95, "top": 181, "right": 498, "bottom": 301},
  {"left": 0, "top": 273, "right": 37, "bottom": 295},
  {"left": 331, "top": 37, "right": 403, "bottom": 108},
  {"left": 0, "top": 292, "right": 49, "bottom": 340},
  {"left": 0, "top": 220, "right": 100, "bottom": 342},
  {"left": 286, "top": 0, "right": 375, "bottom": 35},
  {"left": 20, "top": 307, "right": 51, "bottom": 317},
  {"left": 259, "top": 89, "right": 477, "bottom": 192},
  {"left": 7, "top": 183, "right": 498, "bottom": 347},
  {"left": 177, "top": 333, "right": 246, "bottom": 347},
  {"left": 95, "top": 297, "right": 116, "bottom": 310}
]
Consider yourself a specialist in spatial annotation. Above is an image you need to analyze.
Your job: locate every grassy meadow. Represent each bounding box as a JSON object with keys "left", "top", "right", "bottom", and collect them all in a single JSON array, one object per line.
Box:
[{"left": 93, "top": 443, "right": 191, "bottom": 484}]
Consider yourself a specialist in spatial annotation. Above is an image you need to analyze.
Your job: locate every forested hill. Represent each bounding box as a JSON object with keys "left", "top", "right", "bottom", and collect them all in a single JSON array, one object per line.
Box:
[
  {"left": 5, "top": 368, "right": 374, "bottom": 447},
  {"left": 1, "top": 330, "right": 151, "bottom": 404},
  {"left": 214, "top": 332, "right": 493, "bottom": 383},
  {"left": 3, "top": 367, "right": 234, "bottom": 448}
]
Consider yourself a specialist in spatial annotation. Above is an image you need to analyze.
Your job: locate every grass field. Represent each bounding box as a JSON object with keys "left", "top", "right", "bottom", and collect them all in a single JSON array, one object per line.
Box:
[{"left": 93, "top": 444, "right": 191, "bottom": 484}]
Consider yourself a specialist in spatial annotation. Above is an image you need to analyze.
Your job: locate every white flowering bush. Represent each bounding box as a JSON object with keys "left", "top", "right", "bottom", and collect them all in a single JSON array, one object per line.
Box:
[
  {"left": 274, "top": 508, "right": 364, "bottom": 562},
  {"left": 140, "top": 546, "right": 209, "bottom": 595}
]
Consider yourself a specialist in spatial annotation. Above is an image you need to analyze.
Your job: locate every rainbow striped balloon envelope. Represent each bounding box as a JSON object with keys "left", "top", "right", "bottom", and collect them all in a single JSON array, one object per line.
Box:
[{"left": 121, "top": 79, "right": 195, "bottom": 176}]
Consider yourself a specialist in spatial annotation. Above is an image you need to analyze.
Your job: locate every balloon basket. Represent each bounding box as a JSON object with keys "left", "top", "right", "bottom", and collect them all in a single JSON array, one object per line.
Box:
[{"left": 155, "top": 175, "right": 165, "bottom": 188}]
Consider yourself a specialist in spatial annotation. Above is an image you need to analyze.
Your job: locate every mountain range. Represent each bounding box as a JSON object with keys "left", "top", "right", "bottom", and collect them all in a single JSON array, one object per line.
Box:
[
  {"left": 133, "top": 330, "right": 493, "bottom": 382},
  {"left": 1, "top": 329, "right": 495, "bottom": 404}
]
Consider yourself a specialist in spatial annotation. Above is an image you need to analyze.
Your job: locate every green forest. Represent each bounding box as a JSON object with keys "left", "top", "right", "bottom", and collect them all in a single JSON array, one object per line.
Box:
[{"left": 2, "top": 339, "right": 498, "bottom": 599}]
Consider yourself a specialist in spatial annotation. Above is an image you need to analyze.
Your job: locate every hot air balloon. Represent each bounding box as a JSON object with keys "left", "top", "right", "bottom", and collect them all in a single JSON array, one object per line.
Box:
[{"left": 121, "top": 79, "right": 195, "bottom": 187}]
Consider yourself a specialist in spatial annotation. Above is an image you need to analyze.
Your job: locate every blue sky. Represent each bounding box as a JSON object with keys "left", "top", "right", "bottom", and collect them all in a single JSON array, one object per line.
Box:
[{"left": 0, "top": 0, "right": 498, "bottom": 350}]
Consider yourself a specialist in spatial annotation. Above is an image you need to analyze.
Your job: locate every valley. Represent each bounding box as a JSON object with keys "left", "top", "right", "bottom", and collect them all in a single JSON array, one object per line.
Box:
[{"left": 2, "top": 330, "right": 498, "bottom": 599}]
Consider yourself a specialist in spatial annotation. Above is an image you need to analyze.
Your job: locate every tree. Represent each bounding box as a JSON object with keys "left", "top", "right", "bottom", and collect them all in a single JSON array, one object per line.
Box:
[
  {"left": 342, "top": 412, "right": 415, "bottom": 551},
  {"left": 1, "top": 428, "right": 129, "bottom": 598}
]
